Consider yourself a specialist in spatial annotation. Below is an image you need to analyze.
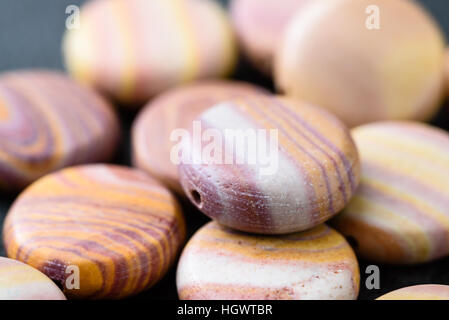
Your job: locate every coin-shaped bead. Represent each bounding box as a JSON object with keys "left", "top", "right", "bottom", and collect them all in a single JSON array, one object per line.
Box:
[
  {"left": 3, "top": 164, "right": 186, "bottom": 299},
  {"left": 177, "top": 222, "right": 360, "bottom": 300},
  {"left": 63, "top": 0, "right": 237, "bottom": 106},
  {"left": 333, "top": 122, "right": 449, "bottom": 264},
  {"left": 179, "top": 95, "right": 360, "bottom": 234},
  {"left": 0, "top": 70, "right": 120, "bottom": 191}
]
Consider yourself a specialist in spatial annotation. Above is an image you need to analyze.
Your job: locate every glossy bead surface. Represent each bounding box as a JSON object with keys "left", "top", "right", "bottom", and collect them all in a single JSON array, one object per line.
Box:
[
  {"left": 177, "top": 222, "right": 360, "bottom": 300},
  {"left": 3, "top": 164, "right": 186, "bottom": 299}
]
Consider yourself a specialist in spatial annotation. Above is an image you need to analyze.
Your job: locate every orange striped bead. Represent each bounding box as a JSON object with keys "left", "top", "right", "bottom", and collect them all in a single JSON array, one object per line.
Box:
[
  {"left": 3, "top": 164, "right": 186, "bottom": 299},
  {"left": 63, "top": 0, "right": 237, "bottom": 106},
  {"left": 177, "top": 222, "right": 360, "bottom": 300}
]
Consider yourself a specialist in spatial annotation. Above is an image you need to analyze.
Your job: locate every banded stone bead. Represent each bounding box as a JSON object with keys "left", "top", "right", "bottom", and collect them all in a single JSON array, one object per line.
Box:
[
  {"left": 178, "top": 95, "right": 360, "bottom": 234},
  {"left": 63, "top": 0, "right": 237, "bottom": 106},
  {"left": 132, "top": 80, "right": 267, "bottom": 194},
  {"left": 3, "top": 164, "right": 186, "bottom": 299},
  {"left": 332, "top": 122, "right": 449, "bottom": 264},
  {"left": 377, "top": 285, "right": 449, "bottom": 300},
  {"left": 177, "top": 222, "right": 360, "bottom": 300},
  {"left": 0, "top": 70, "right": 120, "bottom": 192},
  {"left": 0, "top": 257, "right": 66, "bottom": 300}
]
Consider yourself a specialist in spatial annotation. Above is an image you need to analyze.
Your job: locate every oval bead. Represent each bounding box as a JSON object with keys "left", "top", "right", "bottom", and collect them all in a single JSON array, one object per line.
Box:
[
  {"left": 177, "top": 222, "right": 360, "bottom": 300},
  {"left": 377, "top": 285, "right": 449, "bottom": 300},
  {"left": 63, "top": 0, "right": 237, "bottom": 106},
  {"left": 275, "top": 0, "right": 445, "bottom": 127},
  {"left": 0, "top": 257, "right": 66, "bottom": 300},
  {"left": 332, "top": 122, "right": 449, "bottom": 264},
  {"left": 178, "top": 95, "right": 360, "bottom": 234},
  {"left": 3, "top": 164, "right": 186, "bottom": 299},
  {"left": 132, "top": 80, "right": 267, "bottom": 194},
  {"left": 0, "top": 70, "right": 120, "bottom": 191}
]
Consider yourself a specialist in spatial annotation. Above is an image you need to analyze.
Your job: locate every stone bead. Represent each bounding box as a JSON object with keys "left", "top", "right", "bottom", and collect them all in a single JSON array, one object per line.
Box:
[
  {"left": 132, "top": 80, "right": 267, "bottom": 194},
  {"left": 0, "top": 70, "right": 120, "bottom": 192},
  {"left": 377, "top": 285, "right": 449, "bottom": 300},
  {"left": 63, "top": 0, "right": 237, "bottom": 106},
  {"left": 230, "top": 0, "right": 309, "bottom": 75},
  {"left": 178, "top": 95, "right": 360, "bottom": 234},
  {"left": 177, "top": 222, "right": 360, "bottom": 300},
  {"left": 3, "top": 164, "right": 186, "bottom": 299},
  {"left": 0, "top": 257, "right": 66, "bottom": 300},
  {"left": 275, "top": 0, "right": 445, "bottom": 127},
  {"left": 332, "top": 122, "right": 449, "bottom": 264}
]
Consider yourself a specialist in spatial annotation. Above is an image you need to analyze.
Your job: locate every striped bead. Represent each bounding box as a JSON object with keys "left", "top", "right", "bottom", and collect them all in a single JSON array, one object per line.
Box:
[
  {"left": 132, "top": 80, "right": 267, "bottom": 194},
  {"left": 332, "top": 122, "right": 449, "bottom": 264},
  {"left": 275, "top": 0, "right": 445, "bottom": 127},
  {"left": 0, "top": 70, "right": 120, "bottom": 192},
  {"left": 177, "top": 222, "right": 360, "bottom": 300},
  {"left": 0, "top": 257, "right": 66, "bottom": 300},
  {"left": 3, "top": 164, "right": 186, "bottom": 299},
  {"left": 63, "top": 0, "right": 237, "bottom": 106},
  {"left": 377, "top": 285, "right": 449, "bottom": 300},
  {"left": 178, "top": 95, "right": 360, "bottom": 234},
  {"left": 230, "top": 0, "right": 309, "bottom": 74}
]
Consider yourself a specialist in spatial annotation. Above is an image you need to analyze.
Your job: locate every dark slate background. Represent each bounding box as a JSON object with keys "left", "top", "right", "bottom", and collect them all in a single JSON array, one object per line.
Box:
[{"left": 0, "top": 0, "right": 449, "bottom": 300}]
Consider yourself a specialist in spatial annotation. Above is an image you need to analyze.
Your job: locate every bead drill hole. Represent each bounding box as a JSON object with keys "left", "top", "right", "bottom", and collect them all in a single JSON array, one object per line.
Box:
[{"left": 191, "top": 190, "right": 202, "bottom": 207}]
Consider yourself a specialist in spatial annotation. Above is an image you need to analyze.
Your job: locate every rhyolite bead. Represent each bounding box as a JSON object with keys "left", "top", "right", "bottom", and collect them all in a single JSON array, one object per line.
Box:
[
  {"left": 132, "top": 80, "right": 267, "bottom": 194},
  {"left": 275, "top": 0, "right": 445, "bottom": 127},
  {"left": 0, "top": 70, "right": 120, "bottom": 192},
  {"left": 177, "top": 222, "right": 360, "bottom": 300},
  {"left": 377, "top": 285, "right": 449, "bottom": 300},
  {"left": 332, "top": 122, "right": 449, "bottom": 264},
  {"left": 3, "top": 164, "right": 186, "bottom": 299},
  {"left": 230, "top": 0, "right": 310, "bottom": 75},
  {"left": 63, "top": 0, "right": 237, "bottom": 106},
  {"left": 0, "top": 257, "right": 66, "bottom": 300},
  {"left": 178, "top": 95, "right": 360, "bottom": 234}
]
